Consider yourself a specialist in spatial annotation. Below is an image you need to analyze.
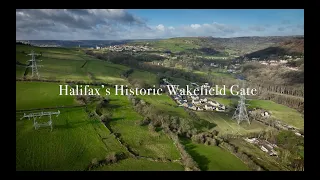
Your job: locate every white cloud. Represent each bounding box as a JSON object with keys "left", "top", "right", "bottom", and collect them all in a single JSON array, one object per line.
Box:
[
  {"left": 191, "top": 24, "right": 201, "bottom": 29},
  {"left": 156, "top": 24, "right": 165, "bottom": 31},
  {"left": 16, "top": 9, "right": 304, "bottom": 40}
]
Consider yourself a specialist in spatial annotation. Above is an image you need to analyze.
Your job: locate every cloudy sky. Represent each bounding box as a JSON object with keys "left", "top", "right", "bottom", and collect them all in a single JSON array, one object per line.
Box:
[{"left": 16, "top": 9, "right": 304, "bottom": 40}]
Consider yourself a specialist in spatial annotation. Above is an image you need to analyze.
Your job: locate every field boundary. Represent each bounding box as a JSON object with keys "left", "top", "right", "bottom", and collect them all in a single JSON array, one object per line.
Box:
[
  {"left": 16, "top": 78, "right": 115, "bottom": 87},
  {"left": 16, "top": 105, "right": 86, "bottom": 113}
]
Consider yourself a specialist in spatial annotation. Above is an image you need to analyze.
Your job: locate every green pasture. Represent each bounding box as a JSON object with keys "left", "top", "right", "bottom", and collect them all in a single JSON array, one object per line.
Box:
[
  {"left": 180, "top": 138, "right": 249, "bottom": 171},
  {"left": 94, "top": 158, "right": 184, "bottom": 171}
]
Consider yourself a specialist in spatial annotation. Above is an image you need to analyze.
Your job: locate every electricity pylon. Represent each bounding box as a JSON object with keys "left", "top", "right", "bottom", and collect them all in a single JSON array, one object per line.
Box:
[
  {"left": 26, "top": 50, "right": 42, "bottom": 79},
  {"left": 232, "top": 80, "right": 250, "bottom": 125}
]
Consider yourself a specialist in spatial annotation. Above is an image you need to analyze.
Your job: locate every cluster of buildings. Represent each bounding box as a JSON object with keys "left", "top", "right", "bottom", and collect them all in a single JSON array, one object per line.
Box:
[
  {"left": 16, "top": 40, "right": 31, "bottom": 45},
  {"left": 161, "top": 79, "right": 226, "bottom": 112},
  {"left": 226, "top": 64, "right": 241, "bottom": 74},
  {"left": 244, "top": 137, "right": 278, "bottom": 156},
  {"left": 203, "top": 62, "right": 241, "bottom": 74},
  {"left": 243, "top": 56, "right": 303, "bottom": 71},
  {"left": 33, "top": 44, "right": 60, "bottom": 47},
  {"left": 244, "top": 55, "right": 303, "bottom": 62},
  {"left": 106, "top": 45, "right": 150, "bottom": 52},
  {"left": 258, "top": 60, "right": 288, "bottom": 66}
]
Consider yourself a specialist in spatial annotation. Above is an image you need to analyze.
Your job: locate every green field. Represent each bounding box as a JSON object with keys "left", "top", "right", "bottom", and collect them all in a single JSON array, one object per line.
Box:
[
  {"left": 95, "top": 158, "right": 184, "bottom": 171},
  {"left": 16, "top": 51, "right": 29, "bottom": 63},
  {"left": 36, "top": 57, "right": 129, "bottom": 84},
  {"left": 16, "top": 81, "right": 128, "bottom": 170},
  {"left": 16, "top": 107, "right": 127, "bottom": 171},
  {"left": 228, "top": 138, "right": 290, "bottom": 171},
  {"left": 83, "top": 60, "right": 129, "bottom": 84},
  {"left": 16, "top": 81, "right": 181, "bottom": 170},
  {"left": 196, "top": 111, "right": 270, "bottom": 135},
  {"left": 16, "top": 45, "right": 130, "bottom": 85},
  {"left": 38, "top": 57, "right": 89, "bottom": 81},
  {"left": 16, "top": 43, "right": 304, "bottom": 171},
  {"left": 213, "top": 97, "right": 237, "bottom": 106},
  {"left": 181, "top": 138, "right": 249, "bottom": 171},
  {"left": 247, "top": 99, "right": 304, "bottom": 129},
  {"left": 107, "top": 88, "right": 181, "bottom": 160},
  {"left": 138, "top": 93, "right": 190, "bottom": 118},
  {"left": 16, "top": 65, "right": 26, "bottom": 78},
  {"left": 148, "top": 38, "right": 200, "bottom": 52},
  {"left": 129, "top": 70, "right": 159, "bottom": 87},
  {"left": 169, "top": 77, "right": 191, "bottom": 87},
  {"left": 42, "top": 52, "right": 85, "bottom": 61},
  {"left": 16, "top": 45, "right": 84, "bottom": 56},
  {"left": 16, "top": 81, "right": 77, "bottom": 110}
]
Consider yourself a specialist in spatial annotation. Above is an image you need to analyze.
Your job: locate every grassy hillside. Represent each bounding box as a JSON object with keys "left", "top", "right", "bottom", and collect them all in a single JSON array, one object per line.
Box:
[
  {"left": 144, "top": 36, "right": 303, "bottom": 56},
  {"left": 94, "top": 158, "right": 184, "bottom": 171},
  {"left": 196, "top": 111, "right": 270, "bottom": 135},
  {"left": 107, "top": 88, "right": 181, "bottom": 160},
  {"left": 83, "top": 60, "right": 129, "bottom": 84},
  {"left": 16, "top": 42, "right": 304, "bottom": 171},
  {"left": 129, "top": 70, "right": 159, "bottom": 87},
  {"left": 147, "top": 38, "right": 201, "bottom": 52},
  {"left": 247, "top": 99, "right": 304, "bottom": 129},
  {"left": 181, "top": 138, "right": 249, "bottom": 171},
  {"left": 16, "top": 44, "right": 130, "bottom": 85},
  {"left": 228, "top": 138, "right": 290, "bottom": 171},
  {"left": 138, "top": 94, "right": 190, "bottom": 118},
  {"left": 16, "top": 107, "right": 127, "bottom": 171},
  {"left": 16, "top": 81, "right": 77, "bottom": 110}
]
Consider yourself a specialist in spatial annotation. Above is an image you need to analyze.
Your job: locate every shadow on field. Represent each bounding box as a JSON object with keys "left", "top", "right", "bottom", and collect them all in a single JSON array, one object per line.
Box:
[
  {"left": 54, "top": 119, "right": 101, "bottom": 129},
  {"left": 193, "top": 119, "right": 217, "bottom": 130},
  {"left": 106, "top": 104, "right": 122, "bottom": 109},
  {"left": 110, "top": 117, "right": 125, "bottom": 122},
  {"left": 181, "top": 139, "right": 210, "bottom": 171}
]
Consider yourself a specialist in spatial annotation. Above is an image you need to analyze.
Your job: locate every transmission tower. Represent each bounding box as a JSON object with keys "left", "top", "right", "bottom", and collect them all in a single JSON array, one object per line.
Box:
[
  {"left": 20, "top": 110, "right": 60, "bottom": 131},
  {"left": 232, "top": 80, "right": 250, "bottom": 125},
  {"left": 26, "top": 50, "right": 43, "bottom": 79}
]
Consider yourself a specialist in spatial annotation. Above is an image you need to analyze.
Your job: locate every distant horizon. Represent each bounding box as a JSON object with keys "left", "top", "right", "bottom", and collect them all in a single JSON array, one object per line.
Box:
[
  {"left": 16, "top": 34, "right": 304, "bottom": 41},
  {"left": 17, "top": 9, "right": 304, "bottom": 40}
]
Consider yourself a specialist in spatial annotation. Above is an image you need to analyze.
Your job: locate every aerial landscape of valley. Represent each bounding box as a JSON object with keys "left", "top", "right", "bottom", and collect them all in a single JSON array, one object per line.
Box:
[{"left": 16, "top": 9, "right": 304, "bottom": 171}]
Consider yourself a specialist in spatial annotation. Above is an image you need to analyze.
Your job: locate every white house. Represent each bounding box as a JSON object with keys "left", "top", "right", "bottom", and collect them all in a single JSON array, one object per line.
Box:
[
  {"left": 191, "top": 95, "right": 199, "bottom": 100},
  {"left": 208, "top": 101, "right": 219, "bottom": 107},
  {"left": 260, "top": 146, "right": 268, "bottom": 153},
  {"left": 200, "top": 98, "right": 208, "bottom": 103},
  {"left": 261, "top": 111, "right": 270, "bottom": 117},
  {"left": 179, "top": 102, "right": 188, "bottom": 107},
  {"left": 216, "top": 108, "right": 225, "bottom": 112},
  {"left": 295, "top": 132, "right": 302, "bottom": 136},
  {"left": 244, "top": 137, "right": 258, "bottom": 144},
  {"left": 192, "top": 100, "right": 201, "bottom": 104},
  {"left": 204, "top": 104, "right": 214, "bottom": 111},
  {"left": 197, "top": 107, "right": 204, "bottom": 111},
  {"left": 280, "top": 60, "right": 288, "bottom": 64}
]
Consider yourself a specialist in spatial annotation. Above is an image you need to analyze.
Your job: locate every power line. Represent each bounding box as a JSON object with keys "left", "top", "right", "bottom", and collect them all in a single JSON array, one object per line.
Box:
[
  {"left": 20, "top": 110, "right": 60, "bottom": 131},
  {"left": 232, "top": 80, "right": 250, "bottom": 125},
  {"left": 26, "top": 50, "right": 43, "bottom": 79}
]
